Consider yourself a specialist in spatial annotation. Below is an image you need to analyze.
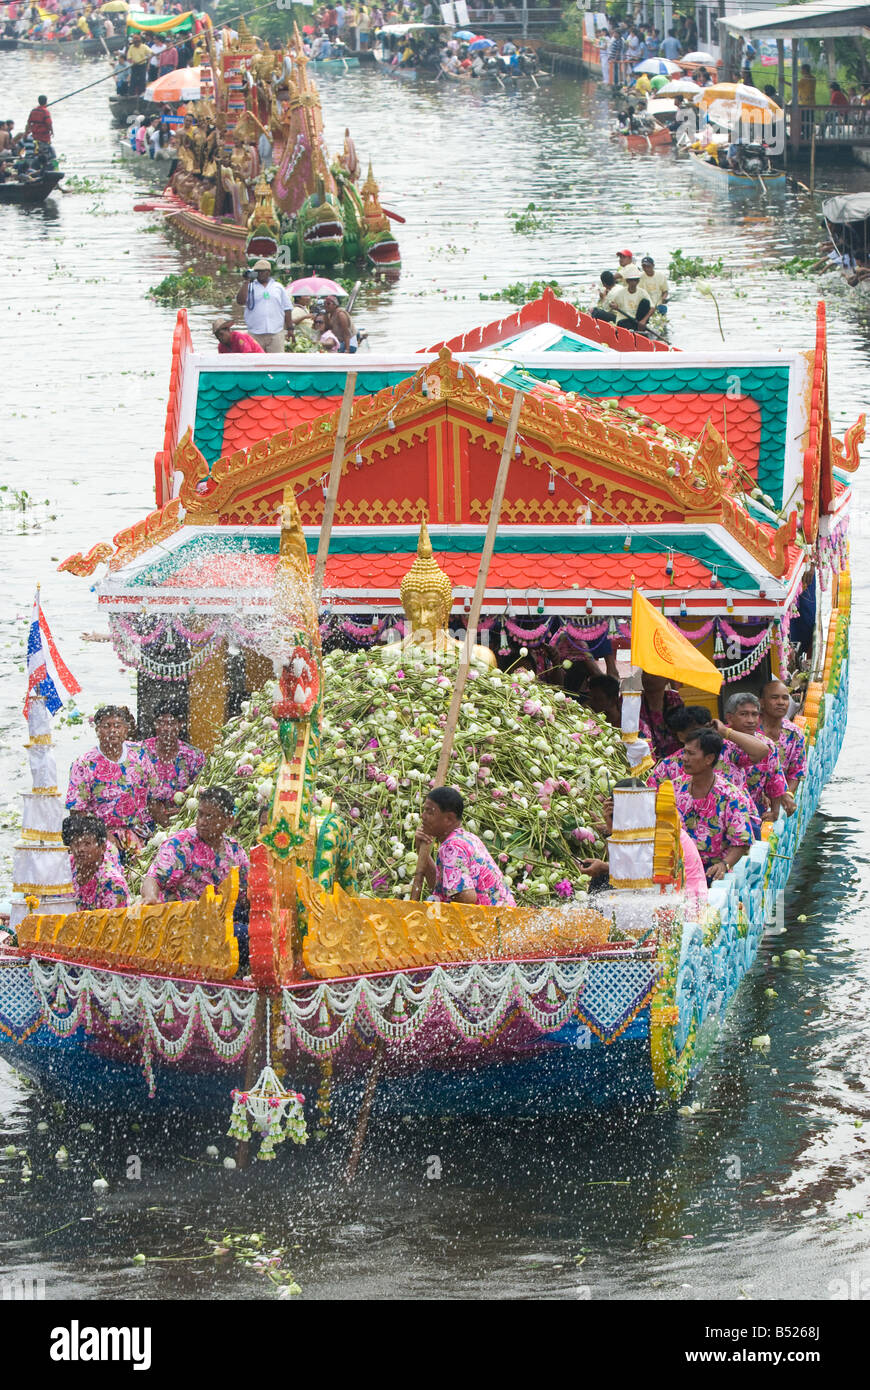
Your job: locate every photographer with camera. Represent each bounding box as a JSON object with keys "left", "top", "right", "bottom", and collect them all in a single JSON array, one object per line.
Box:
[{"left": 234, "top": 258, "right": 294, "bottom": 352}]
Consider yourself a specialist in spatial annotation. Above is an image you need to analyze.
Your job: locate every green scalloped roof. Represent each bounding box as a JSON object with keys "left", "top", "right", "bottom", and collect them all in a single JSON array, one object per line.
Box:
[
  {"left": 499, "top": 363, "right": 791, "bottom": 507},
  {"left": 193, "top": 370, "right": 409, "bottom": 465}
]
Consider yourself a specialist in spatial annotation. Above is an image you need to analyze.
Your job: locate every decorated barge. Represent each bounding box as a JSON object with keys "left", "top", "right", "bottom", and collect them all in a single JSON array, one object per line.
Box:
[
  {"left": 150, "top": 21, "right": 399, "bottom": 274},
  {"left": 0, "top": 291, "right": 859, "bottom": 1126}
]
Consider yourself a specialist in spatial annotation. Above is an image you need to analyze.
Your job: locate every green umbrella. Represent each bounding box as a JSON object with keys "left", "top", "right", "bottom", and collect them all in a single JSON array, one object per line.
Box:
[{"left": 650, "top": 75, "right": 669, "bottom": 92}]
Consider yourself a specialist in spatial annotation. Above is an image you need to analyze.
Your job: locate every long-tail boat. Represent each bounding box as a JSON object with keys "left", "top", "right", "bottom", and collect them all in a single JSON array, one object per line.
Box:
[{"left": 0, "top": 291, "right": 859, "bottom": 1128}]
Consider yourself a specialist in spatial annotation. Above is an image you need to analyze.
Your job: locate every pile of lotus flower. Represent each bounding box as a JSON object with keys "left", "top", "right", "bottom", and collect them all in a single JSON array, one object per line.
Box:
[{"left": 137, "top": 650, "right": 629, "bottom": 904}]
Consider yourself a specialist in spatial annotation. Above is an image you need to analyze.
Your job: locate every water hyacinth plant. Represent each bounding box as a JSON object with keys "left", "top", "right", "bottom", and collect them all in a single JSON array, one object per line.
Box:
[{"left": 136, "top": 650, "right": 628, "bottom": 905}]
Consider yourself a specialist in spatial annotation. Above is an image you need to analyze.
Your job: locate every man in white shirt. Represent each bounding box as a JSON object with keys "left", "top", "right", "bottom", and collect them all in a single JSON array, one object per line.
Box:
[
  {"left": 639, "top": 254, "right": 669, "bottom": 314},
  {"left": 235, "top": 259, "right": 293, "bottom": 352},
  {"left": 602, "top": 266, "right": 653, "bottom": 332}
]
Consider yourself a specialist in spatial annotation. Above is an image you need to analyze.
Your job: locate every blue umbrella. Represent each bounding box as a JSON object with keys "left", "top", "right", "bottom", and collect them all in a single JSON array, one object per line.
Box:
[
  {"left": 454, "top": 29, "right": 477, "bottom": 39},
  {"left": 633, "top": 57, "right": 682, "bottom": 75},
  {"left": 469, "top": 37, "right": 496, "bottom": 50}
]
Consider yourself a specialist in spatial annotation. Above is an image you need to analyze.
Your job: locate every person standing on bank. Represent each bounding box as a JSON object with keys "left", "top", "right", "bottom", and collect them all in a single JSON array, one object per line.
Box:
[{"left": 235, "top": 259, "right": 293, "bottom": 352}]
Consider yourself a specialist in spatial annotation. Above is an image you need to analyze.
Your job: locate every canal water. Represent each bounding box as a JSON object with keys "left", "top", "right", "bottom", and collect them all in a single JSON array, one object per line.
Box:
[{"left": 1, "top": 52, "right": 869, "bottom": 1301}]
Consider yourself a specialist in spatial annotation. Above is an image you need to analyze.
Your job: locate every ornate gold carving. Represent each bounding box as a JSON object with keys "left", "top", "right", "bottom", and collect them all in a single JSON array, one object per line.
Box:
[
  {"left": 247, "top": 174, "right": 279, "bottom": 233},
  {"left": 831, "top": 415, "right": 865, "bottom": 473},
  {"left": 18, "top": 873, "right": 240, "bottom": 981},
  {"left": 57, "top": 542, "right": 114, "bottom": 578},
  {"left": 719, "top": 498, "right": 797, "bottom": 578},
  {"left": 297, "top": 870, "right": 612, "bottom": 978}
]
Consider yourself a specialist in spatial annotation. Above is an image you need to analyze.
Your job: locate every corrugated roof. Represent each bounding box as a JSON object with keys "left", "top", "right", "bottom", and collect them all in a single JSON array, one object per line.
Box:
[{"left": 723, "top": 2, "right": 870, "bottom": 37}]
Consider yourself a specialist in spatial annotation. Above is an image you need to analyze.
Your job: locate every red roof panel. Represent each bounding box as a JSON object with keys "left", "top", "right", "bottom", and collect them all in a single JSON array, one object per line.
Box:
[
  {"left": 163, "top": 550, "right": 714, "bottom": 595},
  {"left": 222, "top": 395, "right": 339, "bottom": 456}
]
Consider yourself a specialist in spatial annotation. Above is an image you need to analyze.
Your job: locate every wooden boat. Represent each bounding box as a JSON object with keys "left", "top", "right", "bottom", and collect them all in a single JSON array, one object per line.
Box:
[
  {"left": 18, "top": 32, "right": 127, "bottom": 55},
  {"left": 308, "top": 54, "right": 360, "bottom": 71},
  {"left": 688, "top": 148, "right": 786, "bottom": 192},
  {"left": 0, "top": 171, "right": 63, "bottom": 204},
  {"left": 0, "top": 36, "right": 18, "bottom": 50},
  {"left": 109, "top": 95, "right": 162, "bottom": 125},
  {"left": 0, "top": 292, "right": 859, "bottom": 1132},
  {"left": 118, "top": 138, "right": 176, "bottom": 184}
]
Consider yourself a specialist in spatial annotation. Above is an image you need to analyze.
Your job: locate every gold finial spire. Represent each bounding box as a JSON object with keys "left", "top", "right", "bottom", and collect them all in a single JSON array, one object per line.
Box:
[{"left": 400, "top": 516, "right": 453, "bottom": 632}]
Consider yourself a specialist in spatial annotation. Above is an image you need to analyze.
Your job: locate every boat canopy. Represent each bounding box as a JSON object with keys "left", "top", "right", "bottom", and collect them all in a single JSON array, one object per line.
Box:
[
  {"left": 127, "top": 9, "right": 204, "bottom": 33},
  {"left": 377, "top": 22, "right": 450, "bottom": 35},
  {"left": 822, "top": 192, "right": 870, "bottom": 224},
  {"left": 722, "top": 2, "right": 870, "bottom": 40}
]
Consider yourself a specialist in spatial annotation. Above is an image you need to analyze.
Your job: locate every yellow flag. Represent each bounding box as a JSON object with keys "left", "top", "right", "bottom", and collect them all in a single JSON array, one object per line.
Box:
[{"left": 630, "top": 588, "right": 722, "bottom": 695}]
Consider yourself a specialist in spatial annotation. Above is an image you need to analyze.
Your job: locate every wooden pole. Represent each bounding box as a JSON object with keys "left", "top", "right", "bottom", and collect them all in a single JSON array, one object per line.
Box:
[
  {"left": 312, "top": 371, "right": 357, "bottom": 603},
  {"left": 236, "top": 992, "right": 266, "bottom": 1170},
  {"left": 409, "top": 390, "right": 525, "bottom": 902},
  {"left": 810, "top": 120, "right": 816, "bottom": 194},
  {"left": 344, "top": 1043, "right": 385, "bottom": 1185}
]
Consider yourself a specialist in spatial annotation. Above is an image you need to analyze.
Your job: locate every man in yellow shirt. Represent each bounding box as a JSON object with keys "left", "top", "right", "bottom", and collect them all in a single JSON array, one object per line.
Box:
[
  {"left": 634, "top": 71, "right": 652, "bottom": 97},
  {"left": 126, "top": 36, "right": 153, "bottom": 95},
  {"left": 797, "top": 64, "right": 816, "bottom": 105}
]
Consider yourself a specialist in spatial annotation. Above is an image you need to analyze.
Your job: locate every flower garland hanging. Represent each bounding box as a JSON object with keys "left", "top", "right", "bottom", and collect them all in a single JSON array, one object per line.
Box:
[
  {"left": 227, "top": 1001, "right": 307, "bottom": 1160},
  {"left": 716, "top": 625, "right": 775, "bottom": 682}
]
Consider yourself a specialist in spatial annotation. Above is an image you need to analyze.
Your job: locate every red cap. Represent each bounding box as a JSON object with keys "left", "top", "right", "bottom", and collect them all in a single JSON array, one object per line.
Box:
[{"left": 617, "top": 249, "right": 633, "bottom": 259}]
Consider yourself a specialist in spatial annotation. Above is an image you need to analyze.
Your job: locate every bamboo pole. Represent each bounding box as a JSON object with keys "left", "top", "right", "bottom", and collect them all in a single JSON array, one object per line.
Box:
[
  {"left": 409, "top": 390, "right": 525, "bottom": 901},
  {"left": 312, "top": 371, "right": 357, "bottom": 603},
  {"left": 344, "top": 1044, "right": 385, "bottom": 1186}
]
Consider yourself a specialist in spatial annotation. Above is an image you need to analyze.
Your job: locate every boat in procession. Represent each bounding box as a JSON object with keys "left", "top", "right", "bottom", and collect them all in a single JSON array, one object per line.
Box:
[
  {"left": 0, "top": 288, "right": 859, "bottom": 1136},
  {"left": 686, "top": 145, "right": 786, "bottom": 192},
  {"left": 821, "top": 193, "right": 870, "bottom": 284},
  {"left": 137, "top": 21, "right": 399, "bottom": 274},
  {"left": 0, "top": 168, "right": 64, "bottom": 203},
  {"left": 17, "top": 31, "right": 127, "bottom": 54}
]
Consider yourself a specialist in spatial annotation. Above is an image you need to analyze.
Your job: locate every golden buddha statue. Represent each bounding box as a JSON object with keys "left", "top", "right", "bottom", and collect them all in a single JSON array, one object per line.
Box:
[{"left": 386, "top": 518, "right": 496, "bottom": 666}]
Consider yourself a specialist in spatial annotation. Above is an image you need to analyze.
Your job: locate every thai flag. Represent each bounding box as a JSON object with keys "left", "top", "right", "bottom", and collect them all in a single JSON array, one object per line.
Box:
[{"left": 25, "top": 590, "right": 81, "bottom": 716}]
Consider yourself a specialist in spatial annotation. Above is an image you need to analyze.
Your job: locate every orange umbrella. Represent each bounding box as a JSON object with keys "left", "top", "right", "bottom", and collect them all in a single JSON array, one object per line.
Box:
[
  {"left": 696, "top": 82, "right": 782, "bottom": 124},
  {"left": 144, "top": 66, "right": 201, "bottom": 104}
]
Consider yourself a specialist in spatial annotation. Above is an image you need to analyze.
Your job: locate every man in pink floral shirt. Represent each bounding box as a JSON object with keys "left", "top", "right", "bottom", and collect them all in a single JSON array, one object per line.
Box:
[
  {"left": 415, "top": 786, "right": 515, "bottom": 906},
  {"left": 142, "top": 702, "right": 205, "bottom": 812},
  {"left": 141, "top": 787, "right": 249, "bottom": 906},
  {"left": 719, "top": 691, "right": 788, "bottom": 820},
  {"left": 62, "top": 813, "right": 130, "bottom": 911},
  {"left": 760, "top": 679, "right": 807, "bottom": 793},
  {"left": 66, "top": 705, "right": 158, "bottom": 861},
  {"left": 675, "top": 730, "right": 752, "bottom": 883},
  {"left": 647, "top": 704, "right": 764, "bottom": 836}
]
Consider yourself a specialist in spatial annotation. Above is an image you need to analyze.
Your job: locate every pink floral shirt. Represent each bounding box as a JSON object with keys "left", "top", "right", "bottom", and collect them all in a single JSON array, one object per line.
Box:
[
  {"left": 434, "top": 827, "right": 516, "bottom": 907},
  {"left": 66, "top": 743, "right": 158, "bottom": 840},
  {"left": 143, "top": 738, "right": 206, "bottom": 801},
  {"left": 150, "top": 828, "right": 249, "bottom": 903},
  {"left": 71, "top": 846, "right": 131, "bottom": 912},
  {"left": 648, "top": 750, "right": 760, "bottom": 830},
  {"left": 767, "top": 718, "right": 807, "bottom": 785},
  {"left": 718, "top": 736, "right": 787, "bottom": 815},
  {"left": 675, "top": 771, "right": 752, "bottom": 871}
]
